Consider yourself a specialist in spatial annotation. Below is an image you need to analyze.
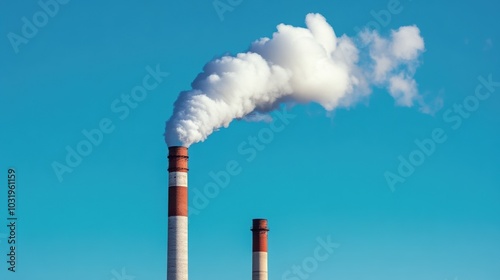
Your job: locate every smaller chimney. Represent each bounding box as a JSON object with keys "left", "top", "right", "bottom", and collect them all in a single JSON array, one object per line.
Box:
[{"left": 251, "top": 219, "right": 269, "bottom": 280}]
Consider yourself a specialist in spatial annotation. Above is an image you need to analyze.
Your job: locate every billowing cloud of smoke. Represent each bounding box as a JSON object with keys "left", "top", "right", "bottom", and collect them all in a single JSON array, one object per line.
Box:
[{"left": 165, "top": 13, "right": 425, "bottom": 147}]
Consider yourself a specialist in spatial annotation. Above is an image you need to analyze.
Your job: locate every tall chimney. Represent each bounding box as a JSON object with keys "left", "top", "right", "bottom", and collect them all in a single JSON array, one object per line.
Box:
[
  {"left": 251, "top": 219, "right": 269, "bottom": 280},
  {"left": 167, "top": 146, "right": 189, "bottom": 280}
]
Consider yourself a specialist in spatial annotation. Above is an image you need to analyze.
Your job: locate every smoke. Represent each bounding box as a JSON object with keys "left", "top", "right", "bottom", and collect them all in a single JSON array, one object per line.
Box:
[{"left": 165, "top": 13, "right": 426, "bottom": 147}]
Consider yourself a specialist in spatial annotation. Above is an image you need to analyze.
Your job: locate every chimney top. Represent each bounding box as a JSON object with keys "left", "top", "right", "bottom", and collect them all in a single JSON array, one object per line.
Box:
[{"left": 251, "top": 219, "right": 269, "bottom": 231}]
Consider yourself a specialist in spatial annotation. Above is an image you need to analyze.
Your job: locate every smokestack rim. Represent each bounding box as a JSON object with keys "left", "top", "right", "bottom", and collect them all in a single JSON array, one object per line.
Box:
[
  {"left": 168, "top": 146, "right": 188, "bottom": 156},
  {"left": 251, "top": 218, "right": 269, "bottom": 231}
]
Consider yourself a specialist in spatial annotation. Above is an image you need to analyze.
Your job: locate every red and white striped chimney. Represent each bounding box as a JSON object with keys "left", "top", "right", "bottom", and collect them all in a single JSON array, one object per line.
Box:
[
  {"left": 167, "top": 146, "right": 189, "bottom": 280},
  {"left": 251, "top": 219, "right": 269, "bottom": 280}
]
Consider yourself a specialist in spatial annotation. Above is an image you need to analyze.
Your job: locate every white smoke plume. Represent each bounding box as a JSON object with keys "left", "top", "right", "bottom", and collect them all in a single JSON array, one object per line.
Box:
[{"left": 165, "top": 13, "right": 425, "bottom": 147}]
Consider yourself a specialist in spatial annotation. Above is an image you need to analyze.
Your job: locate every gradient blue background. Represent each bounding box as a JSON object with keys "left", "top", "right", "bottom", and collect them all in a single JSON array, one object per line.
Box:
[{"left": 1, "top": 0, "right": 499, "bottom": 279}]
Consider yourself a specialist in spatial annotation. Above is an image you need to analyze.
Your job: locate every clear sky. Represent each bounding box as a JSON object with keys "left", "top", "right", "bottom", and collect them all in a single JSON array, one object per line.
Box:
[{"left": 1, "top": 0, "right": 499, "bottom": 280}]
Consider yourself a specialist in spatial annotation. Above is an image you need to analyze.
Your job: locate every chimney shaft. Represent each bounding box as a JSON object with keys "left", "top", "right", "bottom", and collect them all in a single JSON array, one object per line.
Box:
[
  {"left": 167, "top": 146, "right": 189, "bottom": 280},
  {"left": 251, "top": 219, "right": 269, "bottom": 280}
]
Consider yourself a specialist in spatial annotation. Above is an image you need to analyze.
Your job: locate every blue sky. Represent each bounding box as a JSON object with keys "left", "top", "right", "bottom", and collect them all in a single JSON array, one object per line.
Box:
[{"left": 1, "top": 0, "right": 499, "bottom": 280}]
